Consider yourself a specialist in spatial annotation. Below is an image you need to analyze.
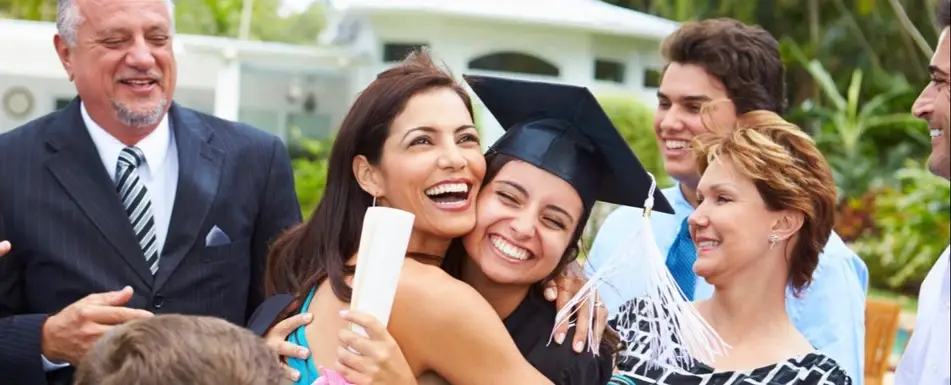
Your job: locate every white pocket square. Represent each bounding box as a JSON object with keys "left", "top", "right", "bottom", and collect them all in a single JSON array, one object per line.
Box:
[{"left": 205, "top": 225, "right": 231, "bottom": 247}]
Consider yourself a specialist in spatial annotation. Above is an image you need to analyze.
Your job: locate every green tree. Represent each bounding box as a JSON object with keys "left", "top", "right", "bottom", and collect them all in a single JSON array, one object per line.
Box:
[
  {"left": 605, "top": 0, "right": 940, "bottom": 129},
  {"left": 1, "top": 0, "right": 325, "bottom": 45},
  {"left": 852, "top": 163, "right": 951, "bottom": 294},
  {"left": 0, "top": 0, "right": 56, "bottom": 20},
  {"left": 174, "top": 0, "right": 325, "bottom": 44},
  {"left": 290, "top": 132, "right": 331, "bottom": 218},
  {"left": 582, "top": 94, "right": 667, "bottom": 252}
]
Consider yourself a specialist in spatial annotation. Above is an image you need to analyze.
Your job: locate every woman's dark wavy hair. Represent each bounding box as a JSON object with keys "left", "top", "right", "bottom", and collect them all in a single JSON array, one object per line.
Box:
[
  {"left": 265, "top": 50, "right": 474, "bottom": 306},
  {"left": 441, "top": 152, "right": 623, "bottom": 354}
]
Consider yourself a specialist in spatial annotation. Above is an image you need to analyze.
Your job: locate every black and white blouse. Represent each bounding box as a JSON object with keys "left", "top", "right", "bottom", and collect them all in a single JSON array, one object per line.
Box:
[{"left": 608, "top": 298, "right": 853, "bottom": 385}]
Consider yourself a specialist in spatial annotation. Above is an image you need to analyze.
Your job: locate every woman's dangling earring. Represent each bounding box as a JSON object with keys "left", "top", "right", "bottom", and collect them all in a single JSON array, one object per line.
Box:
[
  {"left": 768, "top": 234, "right": 779, "bottom": 250},
  {"left": 371, "top": 195, "right": 377, "bottom": 207}
]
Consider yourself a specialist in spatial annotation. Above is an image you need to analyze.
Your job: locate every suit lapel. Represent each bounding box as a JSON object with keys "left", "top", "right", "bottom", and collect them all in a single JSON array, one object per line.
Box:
[
  {"left": 153, "top": 104, "right": 223, "bottom": 290},
  {"left": 43, "top": 98, "right": 154, "bottom": 286}
]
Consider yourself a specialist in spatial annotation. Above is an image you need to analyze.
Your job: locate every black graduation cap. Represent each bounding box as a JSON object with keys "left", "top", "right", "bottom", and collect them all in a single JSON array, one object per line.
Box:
[{"left": 465, "top": 75, "right": 674, "bottom": 215}]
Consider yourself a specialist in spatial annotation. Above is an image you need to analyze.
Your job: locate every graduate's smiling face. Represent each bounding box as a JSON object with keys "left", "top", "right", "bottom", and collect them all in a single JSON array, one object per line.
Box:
[{"left": 463, "top": 159, "right": 583, "bottom": 285}]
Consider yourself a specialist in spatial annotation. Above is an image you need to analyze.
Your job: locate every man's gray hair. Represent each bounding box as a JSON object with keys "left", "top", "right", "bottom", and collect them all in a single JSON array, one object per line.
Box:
[{"left": 56, "top": 0, "right": 176, "bottom": 46}]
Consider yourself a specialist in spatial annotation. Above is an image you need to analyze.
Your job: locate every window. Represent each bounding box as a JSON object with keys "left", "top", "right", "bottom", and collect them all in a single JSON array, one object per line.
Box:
[
  {"left": 643, "top": 68, "right": 662, "bottom": 88},
  {"left": 55, "top": 97, "right": 73, "bottom": 110},
  {"left": 287, "top": 112, "right": 332, "bottom": 142},
  {"left": 468, "top": 52, "right": 560, "bottom": 77},
  {"left": 285, "top": 112, "right": 333, "bottom": 158},
  {"left": 594, "top": 59, "right": 626, "bottom": 83},
  {"left": 382, "top": 43, "right": 429, "bottom": 62},
  {"left": 238, "top": 108, "right": 281, "bottom": 137}
]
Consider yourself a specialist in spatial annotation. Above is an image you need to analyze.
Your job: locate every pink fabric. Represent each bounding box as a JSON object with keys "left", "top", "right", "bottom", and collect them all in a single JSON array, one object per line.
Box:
[{"left": 312, "top": 366, "right": 354, "bottom": 385}]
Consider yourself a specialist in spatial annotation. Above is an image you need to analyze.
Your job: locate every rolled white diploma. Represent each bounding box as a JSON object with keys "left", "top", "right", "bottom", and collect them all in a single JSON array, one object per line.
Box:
[{"left": 348, "top": 206, "right": 415, "bottom": 337}]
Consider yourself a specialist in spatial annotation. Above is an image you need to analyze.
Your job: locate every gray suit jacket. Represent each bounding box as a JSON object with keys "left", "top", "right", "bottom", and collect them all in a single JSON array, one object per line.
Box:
[{"left": 0, "top": 99, "right": 302, "bottom": 384}]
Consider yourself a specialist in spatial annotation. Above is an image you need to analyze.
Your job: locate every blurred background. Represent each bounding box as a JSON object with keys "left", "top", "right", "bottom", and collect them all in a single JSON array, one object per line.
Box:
[{"left": 1, "top": 0, "right": 948, "bottom": 381}]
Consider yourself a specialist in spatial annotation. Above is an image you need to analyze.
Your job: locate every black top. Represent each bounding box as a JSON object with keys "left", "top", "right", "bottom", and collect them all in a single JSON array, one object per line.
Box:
[
  {"left": 464, "top": 74, "right": 673, "bottom": 215},
  {"left": 609, "top": 298, "right": 853, "bottom": 385},
  {"left": 504, "top": 291, "right": 614, "bottom": 385}
]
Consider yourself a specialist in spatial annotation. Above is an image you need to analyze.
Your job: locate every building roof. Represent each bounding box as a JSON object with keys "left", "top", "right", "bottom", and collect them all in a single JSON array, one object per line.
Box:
[{"left": 325, "top": 0, "right": 678, "bottom": 40}]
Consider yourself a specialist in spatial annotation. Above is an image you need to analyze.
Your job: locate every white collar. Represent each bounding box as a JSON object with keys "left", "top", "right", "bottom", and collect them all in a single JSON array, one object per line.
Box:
[{"left": 81, "top": 102, "right": 172, "bottom": 178}]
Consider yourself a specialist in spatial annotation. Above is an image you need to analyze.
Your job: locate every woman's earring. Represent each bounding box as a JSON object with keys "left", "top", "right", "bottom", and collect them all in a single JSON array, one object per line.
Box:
[
  {"left": 372, "top": 195, "right": 377, "bottom": 207},
  {"left": 768, "top": 234, "right": 779, "bottom": 250}
]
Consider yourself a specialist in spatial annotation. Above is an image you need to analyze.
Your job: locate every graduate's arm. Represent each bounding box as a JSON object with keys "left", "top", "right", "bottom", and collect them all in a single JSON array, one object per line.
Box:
[{"left": 390, "top": 274, "right": 553, "bottom": 385}]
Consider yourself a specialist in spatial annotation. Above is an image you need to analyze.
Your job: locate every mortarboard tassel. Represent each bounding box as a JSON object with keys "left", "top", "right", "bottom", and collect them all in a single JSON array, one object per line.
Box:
[{"left": 551, "top": 172, "right": 729, "bottom": 372}]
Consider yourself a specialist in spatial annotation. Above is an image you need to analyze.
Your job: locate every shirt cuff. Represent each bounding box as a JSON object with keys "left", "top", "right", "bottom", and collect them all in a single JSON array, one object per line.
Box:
[{"left": 42, "top": 355, "right": 70, "bottom": 372}]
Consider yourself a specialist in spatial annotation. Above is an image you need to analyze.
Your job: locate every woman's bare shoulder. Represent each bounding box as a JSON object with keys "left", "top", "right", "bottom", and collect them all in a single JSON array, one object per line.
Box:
[
  {"left": 393, "top": 260, "right": 492, "bottom": 324},
  {"left": 397, "top": 260, "right": 477, "bottom": 299}
]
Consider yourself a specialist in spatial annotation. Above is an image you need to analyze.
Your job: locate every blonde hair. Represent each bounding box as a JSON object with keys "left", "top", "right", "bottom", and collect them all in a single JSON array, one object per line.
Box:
[
  {"left": 75, "top": 315, "right": 284, "bottom": 385},
  {"left": 691, "top": 110, "right": 837, "bottom": 295}
]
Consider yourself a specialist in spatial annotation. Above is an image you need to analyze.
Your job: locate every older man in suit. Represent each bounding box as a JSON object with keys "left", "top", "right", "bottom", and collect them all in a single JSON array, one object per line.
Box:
[{"left": 0, "top": 0, "right": 302, "bottom": 383}]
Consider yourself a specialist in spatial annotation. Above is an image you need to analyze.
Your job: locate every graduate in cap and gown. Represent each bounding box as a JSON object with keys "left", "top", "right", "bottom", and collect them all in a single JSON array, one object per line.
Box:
[{"left": 441, "top": 75, "right": 725, "bottom": 385}]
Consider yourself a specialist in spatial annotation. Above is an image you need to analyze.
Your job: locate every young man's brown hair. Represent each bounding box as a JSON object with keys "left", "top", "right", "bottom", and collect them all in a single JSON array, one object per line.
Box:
[
  {"left": 74, "top": 315, "right": 284, "bottom": 385},
  {"left": 661, "top": 18, "right": 787, "bottom": 115}
]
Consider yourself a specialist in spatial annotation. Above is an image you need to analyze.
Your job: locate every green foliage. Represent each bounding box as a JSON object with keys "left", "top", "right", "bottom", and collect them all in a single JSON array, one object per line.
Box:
[
  {"left": 583, "top": 94, "right": 668, "bottom": 251},
  {"left": 611, "top": 0, "right": 939, "bottom": 186},
  {"left": 290, "top": 131, "right": 331, "bottom": 219},
  {"left": 0, "top": 0, "right": 326, "bottom": 45},
  {"left": 596, "top": 93, "right": 672, "bottom": 188},
  {"left": 173, "top": 0, "right": 326, "bottom": 44},
  {"left": 785, "top": 47, "right": 927, "bottom": 200},
  {"left": 852, "top": 163, "right": 951, "bottom": 294},
  {"left": 0, "top": 0, "right": 55, "bottom": 20}
]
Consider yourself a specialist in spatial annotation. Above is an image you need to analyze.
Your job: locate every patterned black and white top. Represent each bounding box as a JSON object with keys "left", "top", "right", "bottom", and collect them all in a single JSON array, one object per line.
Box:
[{"left": 608, "top": 298, "right": 853, "bottom": 385}]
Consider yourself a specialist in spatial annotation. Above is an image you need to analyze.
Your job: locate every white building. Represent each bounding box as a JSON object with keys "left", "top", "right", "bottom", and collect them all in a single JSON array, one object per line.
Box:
[{"left": 0, "top": 0, "right": 676, "bottom": 148}]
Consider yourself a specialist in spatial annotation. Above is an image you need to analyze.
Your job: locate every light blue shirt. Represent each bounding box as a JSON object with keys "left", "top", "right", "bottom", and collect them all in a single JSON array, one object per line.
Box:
[{"left": 586, "top": 185, "right": 869, "bottom": 384}]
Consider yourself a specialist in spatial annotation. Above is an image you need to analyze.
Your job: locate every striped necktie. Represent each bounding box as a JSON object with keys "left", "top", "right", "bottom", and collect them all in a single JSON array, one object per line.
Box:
[
  {"left": 116, "top": 147, "right": 160, "bottom": 275},
  {"left": 665, "top": 217, "right": 697, "bottom": 300}
]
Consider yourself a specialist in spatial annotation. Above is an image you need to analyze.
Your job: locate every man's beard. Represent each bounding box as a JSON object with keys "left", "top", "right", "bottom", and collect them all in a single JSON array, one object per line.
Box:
[{"left": 112, "top": 97, "right": 168, "bottom": 129}]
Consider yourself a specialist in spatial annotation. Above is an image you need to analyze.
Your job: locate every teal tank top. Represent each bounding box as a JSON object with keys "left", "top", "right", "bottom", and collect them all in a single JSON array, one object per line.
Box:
[{"left": 287, "top": 287, "right": 320, "bottom": 385}]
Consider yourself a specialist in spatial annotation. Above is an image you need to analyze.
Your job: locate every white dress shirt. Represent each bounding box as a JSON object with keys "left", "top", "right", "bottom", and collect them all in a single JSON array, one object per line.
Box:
[
  {"left": 894, "top": 245, "right": 951, "bottom": 385},
  {"left": 43, "top": 103, "right": 179, "bottom": 371},
  {"left": 81, "top": 103, "right": 178, "bottom": 253}
]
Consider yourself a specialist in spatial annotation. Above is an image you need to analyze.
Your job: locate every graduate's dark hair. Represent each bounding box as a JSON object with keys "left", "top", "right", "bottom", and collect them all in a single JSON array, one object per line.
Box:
[
  {"left": 265, "top": 50, "right": 474, "bottom": 306},
  {"left": 442, "top": 152, "right": 623, "bottom": 354}
]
